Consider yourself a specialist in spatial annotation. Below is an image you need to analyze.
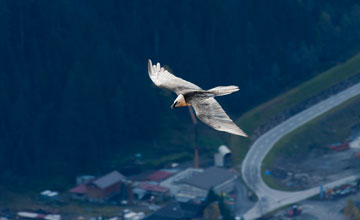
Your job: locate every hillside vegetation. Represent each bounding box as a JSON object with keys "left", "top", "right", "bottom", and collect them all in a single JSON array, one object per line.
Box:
[
  {"left": 1, "top": 0, "right": 360, "bottom": 184},
  {"left": 230, "top": 54, "right": 360, "bottom": 162}
]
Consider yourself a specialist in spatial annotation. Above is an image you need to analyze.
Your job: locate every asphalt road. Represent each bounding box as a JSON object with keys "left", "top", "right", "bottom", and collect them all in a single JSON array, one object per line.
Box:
[
  {"left": 235, "top": 178, "right": 256, "bottom": 217},
  {"left": 240, "top": 82, "right": 360, "bottom": 220}
]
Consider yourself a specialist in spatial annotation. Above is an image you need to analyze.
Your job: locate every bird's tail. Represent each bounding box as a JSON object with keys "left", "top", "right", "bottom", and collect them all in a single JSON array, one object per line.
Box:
[{"left": 207, "top": 86, "right": 239, "bottom": 96}]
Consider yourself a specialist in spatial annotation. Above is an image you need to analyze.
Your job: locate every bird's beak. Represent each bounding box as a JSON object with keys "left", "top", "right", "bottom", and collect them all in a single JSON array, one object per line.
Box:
[{"left": 171, "top": 102, "right": 177, "bottom": 109}]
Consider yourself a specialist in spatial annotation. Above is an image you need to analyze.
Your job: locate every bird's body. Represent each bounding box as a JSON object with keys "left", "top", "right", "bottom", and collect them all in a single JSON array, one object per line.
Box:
[{"left": 148, "top": 59, "right": 248, "bottom": 137}]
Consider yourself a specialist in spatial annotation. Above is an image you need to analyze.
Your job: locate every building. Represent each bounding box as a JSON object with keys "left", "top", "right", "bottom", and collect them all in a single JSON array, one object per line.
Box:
[
  {"left": 160, "top": 168, "right": 203, "bottom": 201},
  {"left": 133, "top": 182, "right": 169, "bottom": 201},
  {"left": 179, "top": 167, "right": 236, "bottom": 200},
  {"left": 87, "top": 170, "right": 126, "bottom": 202},
  {"left": 214, "top": 145, "right": 232, "bottom": 168},
  {"left": 146, "top": 170, "right": 175, "bottom": 183},
  {"left": 69, "top": 175, "right": 95, "bottom": 200},
  {"left": 69, "top": 170, "right": 130, "bottom": 203},
  {"left": 160, "top": 167, "right": 236, "bottom": 202},
  {"left": 143, "top": 201, "right": 203, "bottom": 220},
  {"left": 69, "top": 183, "right": 88, "bottom": 200},
  {"left": 130, "top": 169, "right": 177, "bottom": 201}
]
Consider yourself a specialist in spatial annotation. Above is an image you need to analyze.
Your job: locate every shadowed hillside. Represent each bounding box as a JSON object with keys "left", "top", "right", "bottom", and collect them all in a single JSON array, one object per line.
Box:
[{"left": 1, "top": 0, "right": 360, "bottom": 184}]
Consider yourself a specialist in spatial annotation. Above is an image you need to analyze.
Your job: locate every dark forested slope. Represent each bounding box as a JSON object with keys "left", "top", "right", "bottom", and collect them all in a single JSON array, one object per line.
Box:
[{"left": 1, "top": 0, "right": 360, "bottom": 181}]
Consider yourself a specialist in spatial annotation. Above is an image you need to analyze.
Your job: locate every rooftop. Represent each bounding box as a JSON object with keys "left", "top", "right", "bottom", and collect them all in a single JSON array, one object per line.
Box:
[
  {"left": 139, "top": 182, "right": 169, "bottom": 193},
  {"left": 181, "top": 166, "right": 235, "bottom": 190},
  {"left": 146, "top": 170, "right": 174, "bottom": 182},
  {"left": 92, "top": 170, "right": 126, "bottom": 189},
  {"left": 69, "top": 184, "right": 87, "bottom": 194}
]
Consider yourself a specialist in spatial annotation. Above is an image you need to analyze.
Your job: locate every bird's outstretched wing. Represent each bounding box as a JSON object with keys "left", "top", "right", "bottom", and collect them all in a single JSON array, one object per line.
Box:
[
  {"left": 192, "top": 98, "right": 248, "bottom": 137},
  {"left": 148, "top": 59, "right": 201, "bottom": 95}
]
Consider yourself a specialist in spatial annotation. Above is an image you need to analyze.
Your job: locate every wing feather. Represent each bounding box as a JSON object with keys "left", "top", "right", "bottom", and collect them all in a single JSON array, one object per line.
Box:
[
  {"left": 148, "top": 59, "right": 201, "bottom": 95},
  {"left": 192, "top": 98, "right": 248, "bottom": 137}
]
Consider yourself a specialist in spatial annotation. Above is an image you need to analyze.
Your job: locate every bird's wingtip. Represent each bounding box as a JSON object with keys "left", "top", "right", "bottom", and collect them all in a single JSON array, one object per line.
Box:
[
  {"left": 148, "top": 59, "right": 153, "bottom": 74},
  {"left": 239, "top": 132, "right": 249, "bottom": 138},
  {"left": 233, "top": 128, "right": 248, "bottom": 138},
  {"left": 232, "top": 85, "right": 240, "bottom": 91}
]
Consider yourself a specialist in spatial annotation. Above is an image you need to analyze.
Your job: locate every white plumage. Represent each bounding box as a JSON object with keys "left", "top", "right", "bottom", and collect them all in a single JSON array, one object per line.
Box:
[{"left": 148, "top": 59, "right": 248, "bottom": 137}]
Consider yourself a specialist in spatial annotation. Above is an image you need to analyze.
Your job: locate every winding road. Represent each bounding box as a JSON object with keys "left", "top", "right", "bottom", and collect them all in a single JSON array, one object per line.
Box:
[{"left": 241, "top": 82, "right": 360, "bottom": 220}]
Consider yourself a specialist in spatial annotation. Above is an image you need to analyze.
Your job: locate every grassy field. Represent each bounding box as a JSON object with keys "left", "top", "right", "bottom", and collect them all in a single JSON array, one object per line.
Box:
[
  {"left": 261, "top": 94, "right": 360, "bottom": 190},
  {"left": 230, "top": 53, "right": 360, "bottom": 164}
]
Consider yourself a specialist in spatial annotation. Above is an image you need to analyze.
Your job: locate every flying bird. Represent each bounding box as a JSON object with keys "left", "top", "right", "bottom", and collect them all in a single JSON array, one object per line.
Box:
[{"left": 148, "top": 59, "right": 248, "bottom": 137}]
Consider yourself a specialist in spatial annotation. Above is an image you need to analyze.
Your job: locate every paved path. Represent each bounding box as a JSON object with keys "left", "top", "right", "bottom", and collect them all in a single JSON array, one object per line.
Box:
[{"left": 241, "top": 82, "right": 360, "bottom": 220}]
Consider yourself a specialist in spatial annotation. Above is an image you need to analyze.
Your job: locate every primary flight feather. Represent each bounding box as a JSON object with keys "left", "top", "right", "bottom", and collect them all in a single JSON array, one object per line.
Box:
[{"left": 148, "top": 59, "right": 248, "bottom": 137}]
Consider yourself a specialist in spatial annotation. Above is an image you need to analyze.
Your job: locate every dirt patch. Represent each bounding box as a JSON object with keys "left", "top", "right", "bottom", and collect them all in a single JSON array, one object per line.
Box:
[{"left": 270, "top": 147, "right": 360, "bottom": 190}]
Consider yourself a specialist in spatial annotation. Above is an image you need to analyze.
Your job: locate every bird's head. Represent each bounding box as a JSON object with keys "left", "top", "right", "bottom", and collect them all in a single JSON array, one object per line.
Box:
[
  {"left": 171, "top": 101, "right": 177, "bottom": 109},
  {"left": 171, "top": 94, "right": 186, "bottom": 109}
]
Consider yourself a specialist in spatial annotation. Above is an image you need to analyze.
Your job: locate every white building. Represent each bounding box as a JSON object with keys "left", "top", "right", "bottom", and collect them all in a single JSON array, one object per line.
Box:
[
  {"left": 160, "top": 167, "right": 236, "bottom": 201},
  {"left": 214, "top": 145, "right": 232, "bottom": 168},
  {"left": 160, "top": 168, "right": 203, "bottom": 201}
]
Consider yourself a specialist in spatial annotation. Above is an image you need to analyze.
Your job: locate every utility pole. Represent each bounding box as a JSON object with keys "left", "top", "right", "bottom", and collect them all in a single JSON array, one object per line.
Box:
[{"left": 188, "top": 106, "right": 199, "bottom": 168}]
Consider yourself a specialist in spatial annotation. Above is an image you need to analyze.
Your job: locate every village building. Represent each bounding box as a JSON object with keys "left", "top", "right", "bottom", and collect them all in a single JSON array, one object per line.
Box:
[
  {"left": 69, "top": 183, "right": 88, "bottom": 200},
  {"left": 87, "top": 170, "right": 126, "bottom": 202},
  {"left": 69, "top": 170, "right": 127, "bottom": 203},
  {"left": 160, "top": 167, "right": 236, "bottom": 202},
  {"left": 179, "top": 166, "right": 236, "bottom": 199},
  {"left": 146, "top": 170, "right": 175, "bottom": 183},
  {"left": 132, "top": 169, "right": 177, "bottom": 201},
  {"left": 214, "top": 145, "right": 232, "bottom": 168},
  {"left": 136, "top": 182, "right": 169, "bottom": 201}
]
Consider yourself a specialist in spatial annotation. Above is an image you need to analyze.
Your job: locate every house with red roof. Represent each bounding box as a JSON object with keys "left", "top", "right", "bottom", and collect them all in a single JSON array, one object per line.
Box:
[
  {"left": 146, "top": 170, "right": 174, "bottom": 183},
  {"left": 134, "top": 182, "right": 169, "bottom": 201},
  {"left": 69, "top": 170, "right": 127, "bottom": 203},
  {"left": 69, "top": 184, "right": 88, "bottom": 200},
  {"left": 139, "top": 182, "right": 169, "bottom": 194}
]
